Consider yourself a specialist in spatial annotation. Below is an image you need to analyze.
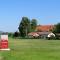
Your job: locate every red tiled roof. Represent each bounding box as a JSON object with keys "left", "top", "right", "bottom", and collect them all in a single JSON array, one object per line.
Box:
[{"left": 36, "top": 25, "right": 54, "bottom": 32}]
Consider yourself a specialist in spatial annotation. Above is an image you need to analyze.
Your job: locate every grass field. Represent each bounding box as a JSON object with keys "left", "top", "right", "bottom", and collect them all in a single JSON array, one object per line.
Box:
[{"left": 0, "top": 38, "right": 60, "bottom": 60}]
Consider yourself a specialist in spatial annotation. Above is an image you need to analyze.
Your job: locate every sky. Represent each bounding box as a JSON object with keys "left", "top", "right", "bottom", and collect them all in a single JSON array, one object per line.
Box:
[{"left": 0, "top": 0, "right": 60, "bottom": 32}]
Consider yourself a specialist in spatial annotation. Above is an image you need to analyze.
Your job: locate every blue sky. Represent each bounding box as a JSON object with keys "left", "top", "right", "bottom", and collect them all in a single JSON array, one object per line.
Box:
[{"left": 0, "top": 0, "right": 60, "bottom": 32}]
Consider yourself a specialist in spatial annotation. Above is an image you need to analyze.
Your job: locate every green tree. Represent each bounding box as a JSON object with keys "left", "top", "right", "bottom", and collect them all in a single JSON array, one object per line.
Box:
[
  {"left": 18, "top": 17, "right": 30, "bottom": 37},
  {"left": 8, "top": 32, "right": 13, "bottom": 37},
  {"left": 13, "top": 31, "right": 19, "bottom": 37},
  {"left": 53, "top": 23, "right": 60, "bottom": 33},
  {"left": 31, "top": 19, "right": 37, "bottom": 32}
]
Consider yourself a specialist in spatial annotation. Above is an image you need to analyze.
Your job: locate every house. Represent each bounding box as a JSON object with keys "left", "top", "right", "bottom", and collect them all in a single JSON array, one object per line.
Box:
[
  {"left": 28, "top": 25, "right": 55, "bottom": 39},
  {"left": 28, "top": 32, "right": 39, "bottom": 38}
]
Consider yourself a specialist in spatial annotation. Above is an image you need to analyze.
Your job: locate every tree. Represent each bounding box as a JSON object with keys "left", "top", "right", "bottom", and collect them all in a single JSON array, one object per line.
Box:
[
  {"left": 8, "top": 32, "right": 13, "bottom": 37},
  {"left": 18, "top": 17, "right": 30, "bottom": 37},
  {"left": 53, "top": 23, "right": 60, "bottom": 33},
  {"left": 31, "top": 19, "right": 37, "bottom": 32},
  {"left": 13, "top": 31, "right": 19, "bottom": 37}
]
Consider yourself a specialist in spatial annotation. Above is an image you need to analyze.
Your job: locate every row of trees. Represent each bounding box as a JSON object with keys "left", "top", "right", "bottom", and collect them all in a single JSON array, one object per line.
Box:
[{"left": 18, "top": 17, "right": 37, "bottom": 37}]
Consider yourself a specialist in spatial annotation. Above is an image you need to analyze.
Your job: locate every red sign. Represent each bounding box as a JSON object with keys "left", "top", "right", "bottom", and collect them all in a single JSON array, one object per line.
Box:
[
  {"left": 0, "top": 40, "right": 8, "bottom": 49},
  {"left": 0, "top": 35, "right": 10, "bottom": 50}
]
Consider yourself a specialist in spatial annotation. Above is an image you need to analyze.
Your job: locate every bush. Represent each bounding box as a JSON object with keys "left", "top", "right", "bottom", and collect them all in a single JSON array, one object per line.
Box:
[
  {"left": 13, "top": 31, "right": 20, "bottom": 37},
  {"left": 8, "top": 33, "right": 13, "bottom": 37}
]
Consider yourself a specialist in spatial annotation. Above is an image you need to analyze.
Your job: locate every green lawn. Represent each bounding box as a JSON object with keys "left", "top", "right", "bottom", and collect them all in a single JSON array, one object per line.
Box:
[{"left": 0, "top": 38, "right": 60, "bottom": 60}]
